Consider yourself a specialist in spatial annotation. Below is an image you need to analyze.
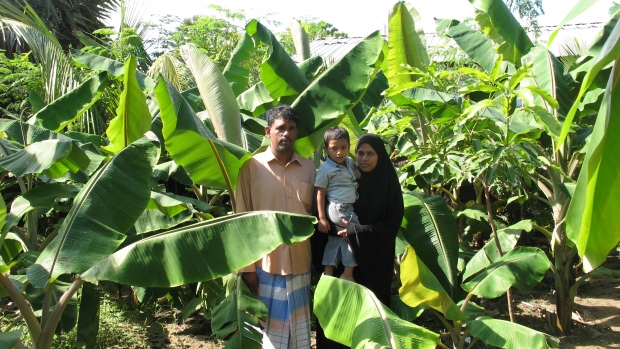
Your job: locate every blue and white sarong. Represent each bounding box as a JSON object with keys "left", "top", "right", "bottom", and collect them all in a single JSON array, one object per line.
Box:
[{"left": 256, "top": 267, "right": 312, "bottom": 349}]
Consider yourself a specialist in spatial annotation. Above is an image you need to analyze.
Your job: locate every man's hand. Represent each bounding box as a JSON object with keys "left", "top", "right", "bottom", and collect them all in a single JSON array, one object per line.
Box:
[
  {"left": 318, "top": 217, "right": 330, "bottom": 233},
  {"left": 241, "top": 272, "right": 259, "bottom": 296}
]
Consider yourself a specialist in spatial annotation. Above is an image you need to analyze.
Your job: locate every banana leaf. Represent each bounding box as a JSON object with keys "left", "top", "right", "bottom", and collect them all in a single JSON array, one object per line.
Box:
[
  {"left": 134, "top": 209, "right": 193, "bottom": 235},
  {"left": 468, "top": 0, "right": 533, "bottom": 64},
  {"left": 246, "top": 20, "right": 309, "bottom": 99},
  {"left": 567, "top": 58, "right": 620, "bottom": 271},
  {"left": 0, "top": 140, "right": 89, "bottom": 178},
  {"left": 223, "top": 33, "right": 255, "bottom": 97},
  {"left": 103, "top": 55, "right": 152, "bottom": 154},
  {"left": 462, "top": 247, "right": 549, "bottom": 298},
  {"left": 463, "top": 220, "right": 533, "bottom": 280},
  {"left": 399, "top": 246, "right": 465, "bottom": 321},
  {"left": 400, "top": 192, "right": 459, "bottom": 298},
  {"left": 154, "top": 75, "right": 251, "bottom": 192},
  {"left": 386, "top": 2, "right": 429, "bottom": 85},
  {"left": 181, "top": 44, "right": 244, "bottom": 147},
  {"left": 292, "top": 31, "right": 385, "bottom": 157},
  {"left": 314, "top": 274, "right": 439, "bottom": 348},
  {"left": 211, "top": 274, "right": 267, "bottom": 349},
  {"left": 26, "top": 138, "right": 159, "bottom": 288},
  {"left": 237, "top": 83, "right": 274, "bottom": 116},
  {"left": 70, "top": 49, "right": 155, "bottom": 90},
  {"left": 81, "top": 211, "right": 317, "bottom": 287},
  {"left": 2, "top": 183, "right": 80, "bottom": 234},
  {"left": 468, "top": 316, "right": 559, "bottom": 348},
  {"left": 76, "top": 282, "right": 99, "bottom": 349},
  {"left": 0, "top": 120, "right": 71, "bottom": 145},
  {"left": 436, "top": 18, "right": 498, "bottom": 73},
  {"left": 558, "top": 19, "right": 620, "bottom": 146},
  {"left": 0, "top": 329, "right": 22, "bottom": 349},
  {"left": 546, "top": 0, "right": 600, "bottom": 48},
  {"left": 289, "top": 19, "right": 311, "bottom": 60},
  {"left": 28, "top": 72, "right": 108, "bottom": 132}
]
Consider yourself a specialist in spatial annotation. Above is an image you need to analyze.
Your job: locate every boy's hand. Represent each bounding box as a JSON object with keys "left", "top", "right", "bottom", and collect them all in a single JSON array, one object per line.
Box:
[
  {"left": 355, "top": 167, "right": 361, "bottom": 180},
  {"left": 318, "top": 218, "right": 330, "bottom": 233}
]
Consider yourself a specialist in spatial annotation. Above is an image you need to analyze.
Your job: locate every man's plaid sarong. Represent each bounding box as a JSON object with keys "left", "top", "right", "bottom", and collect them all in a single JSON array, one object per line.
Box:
[{"left": 256, "top": 267, "right": 312, "bottom": 349}]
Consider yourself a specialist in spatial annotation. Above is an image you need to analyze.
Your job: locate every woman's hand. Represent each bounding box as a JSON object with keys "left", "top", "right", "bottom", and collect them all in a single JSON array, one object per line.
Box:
[{"left": 338, "top": 219, "right": 349, "bottom": 241}]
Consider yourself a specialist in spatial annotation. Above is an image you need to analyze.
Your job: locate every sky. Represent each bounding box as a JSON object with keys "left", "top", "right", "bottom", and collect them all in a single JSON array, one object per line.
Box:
[{"left": 107, "top": 0, "right": 614, "bottom": 37}]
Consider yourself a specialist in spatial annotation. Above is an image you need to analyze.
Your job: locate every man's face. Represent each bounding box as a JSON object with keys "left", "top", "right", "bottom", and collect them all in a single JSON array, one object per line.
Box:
[{"left": 266, "top": 117, "right": 298, "bottom": 154}]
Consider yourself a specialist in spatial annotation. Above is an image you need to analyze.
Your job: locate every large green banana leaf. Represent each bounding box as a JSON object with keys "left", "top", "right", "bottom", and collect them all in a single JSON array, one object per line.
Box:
[
  {"left": 134, "top": 210, "right": 193, "bottom": 235},
  {"left": 26, "top": 138, "right": 159, "bottom": 288},
  {"left": 246, "top": 20, "right": 309, "bottom": 99},
  {"left": 558, "top": 19, "right": 620, "bottom": 146},
  {"left": 520, "top": 46, "right": 572, "bottom": 117},
  {"left": 0, "top": 140, "right": 89, "bottom": 178},
  {"left": 181, "top": 44, "right": 244, "bottom": 147},
  {"left": 386, "top": 2, "right": 429, "bottom": 85},
  {"left": 566, "top": 59, "right": 620, "bottom": 271},
  {"left": 399, "top": 246, "right": 465, "bottom": 321},
  {"left": 70, "top": 49, "right": 155, "bottom": 90},
  {"left": 27, "top": 72, "right": 108, "bottom": 132},
  {"left": 2, "top": 183, "right": 80, "bottom": 234},
  {"left": 314, "top": 274, "right": 439, "bottom": 348},
  {"left": 435, "top": 19, "right": 498, "bottom": 73},
  {"left": 81, "top": 211, "right": 316, "bottom": 287},
  {"left": 222, "top": 33, "right": 255, "bottom": 97},
  {"left": 237, "top": 83, "right": 275, "bottom": 116},
  {"left": 400, "top": 192, "right": 459, "bottom": 298},
  {"left": 103, "top": 55, "right": 152, "bottom": 154},
  {"left": 211, "top": 274, "right": 267, "bottom": 349},
  {"left": 0, "top": 120, "right": 71, "bottom": 145},
  {"left": 467, "top": 316, "right": 559, "bottom": 349},
  {"left": 154, "top": 75, "right": 251, "bottom": 192},
  {"left": 468, "top": 0, "right": 533, "bottom": 64},
  {"left": 462, "top": 247, "right": 549, "bottom": 298},
  {"left": 289, "top": 19, "right": 311, "bottom": 60},
  {"left": 292, "top": 31, "right": 385, "bottom": 157},
  {"left": 351, "top": 71, "right": 389, "bottom": 123},
  {"left": 463, "top": 220, "right": 532, "bottom": 280}
]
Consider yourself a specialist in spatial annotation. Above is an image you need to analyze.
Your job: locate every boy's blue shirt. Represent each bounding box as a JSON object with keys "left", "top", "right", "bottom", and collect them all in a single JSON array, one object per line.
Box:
[{"left": 314, "top": 156, "right": 358, "bottom": 204}]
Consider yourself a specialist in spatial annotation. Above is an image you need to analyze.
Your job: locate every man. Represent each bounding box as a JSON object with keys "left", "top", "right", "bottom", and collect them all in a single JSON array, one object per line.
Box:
[{"left": 235, "top": 105, "right": 315, "bottom": 349}]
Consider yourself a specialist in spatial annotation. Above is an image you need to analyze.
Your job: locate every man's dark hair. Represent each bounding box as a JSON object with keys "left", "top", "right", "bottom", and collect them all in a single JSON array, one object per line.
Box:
[
  {"left": 323, "top": 126, "right": 350, "bottom": 146},
  {"left": 267, "top": 105, "right": 299, "bottom": 127}
]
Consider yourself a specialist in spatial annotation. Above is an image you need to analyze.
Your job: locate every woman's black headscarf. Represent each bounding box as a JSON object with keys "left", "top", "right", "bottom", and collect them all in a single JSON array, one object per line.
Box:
[{"left": 348, "top": 134, "right": 404, "bottom": 306}]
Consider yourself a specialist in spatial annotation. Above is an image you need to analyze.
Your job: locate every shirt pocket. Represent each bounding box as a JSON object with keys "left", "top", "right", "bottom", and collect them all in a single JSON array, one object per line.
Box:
[{"left": 298, "top": 181, "right": 314, "bottom": 214}]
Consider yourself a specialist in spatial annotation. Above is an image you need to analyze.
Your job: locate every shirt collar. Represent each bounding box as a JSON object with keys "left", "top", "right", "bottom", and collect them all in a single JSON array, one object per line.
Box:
[
  {"left": 264, "top": 147, "right": 302, "bottom": 166},
  {"left": 324, "top": 156, "right": 346, "bottom": 167}
]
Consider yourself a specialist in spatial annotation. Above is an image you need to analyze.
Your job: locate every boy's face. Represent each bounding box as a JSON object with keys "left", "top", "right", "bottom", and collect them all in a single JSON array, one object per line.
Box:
[{"left": 325, "top": 138, "right": 350, "bottom": 165}]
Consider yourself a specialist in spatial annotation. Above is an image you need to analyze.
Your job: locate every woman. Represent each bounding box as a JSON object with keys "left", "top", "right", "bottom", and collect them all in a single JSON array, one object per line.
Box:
[{"left": 315, "top": 133, "right": 404, "bottom": 348}]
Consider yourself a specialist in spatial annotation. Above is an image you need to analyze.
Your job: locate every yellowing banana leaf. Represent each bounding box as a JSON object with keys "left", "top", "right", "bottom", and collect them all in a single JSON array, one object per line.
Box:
[
  {"left": 81, "top": 211, "right": 317, "bottom": 287},
  {"left": 0, "top": 140, "right": 89, "bottom": 178},
  {"left": 315, "top": 274, "right": 439, "bottom": 348},
  {"left": 292, "top": 31, "right": 385, "bottom": 157},
  {"left": 566, "top": 58, "right": 620, "bottom": 271},
  {"left": 26, "top": 138, "right": 159, "bottom": 288},
  {"left": 462, "top": 247, "right": 549, "bottom": 298},
  {"left": 28, "top": 72, "right": 108, "bottom": 132},
  {"left": 181, "top": 44, "right": 244, "bottom": 147},
  {"left": 399, "top": 246, "right": 465, "bottom": 321},
  {"left": 401, "top": 192, "right": 459, "bottom": 298},
  {"left": 387, "top": 2, "right": 429, "bottom": 85},
  {"left": 154, "top": 75, "right": 251, "bottom": 193},
  {"left": 103, "top": 55, "right": 152, "bottom": 154}
]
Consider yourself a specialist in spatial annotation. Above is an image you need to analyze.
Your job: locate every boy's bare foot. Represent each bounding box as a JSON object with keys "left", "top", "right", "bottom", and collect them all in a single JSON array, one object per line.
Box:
[{"left": 340, "top": 273, "right": 355, "bottom": 282}]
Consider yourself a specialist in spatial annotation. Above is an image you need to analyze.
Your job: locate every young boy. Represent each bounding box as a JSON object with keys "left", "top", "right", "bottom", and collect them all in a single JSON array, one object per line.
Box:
[{"left": 315, "top": 127, "right": 360, "bottom": 282}]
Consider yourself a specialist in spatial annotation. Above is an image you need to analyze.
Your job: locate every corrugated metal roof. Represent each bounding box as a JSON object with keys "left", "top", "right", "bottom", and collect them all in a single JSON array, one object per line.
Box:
[{"left": 298, "top": 22, "right": 604, "bottom": 64}]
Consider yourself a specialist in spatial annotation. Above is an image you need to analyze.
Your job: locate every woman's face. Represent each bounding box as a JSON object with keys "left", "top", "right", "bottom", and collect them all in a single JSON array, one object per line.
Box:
[{"left": 356, "top": 143, "right": 379, "bottom": 173}]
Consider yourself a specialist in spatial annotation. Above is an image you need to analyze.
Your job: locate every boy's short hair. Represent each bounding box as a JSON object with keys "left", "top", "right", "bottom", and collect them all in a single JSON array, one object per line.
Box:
[
  {"left": 267, "top": 105, "right": 299, "bottom": 127},
  {"left": 324, "top": 126, "right": 350, "bottom": 146}
]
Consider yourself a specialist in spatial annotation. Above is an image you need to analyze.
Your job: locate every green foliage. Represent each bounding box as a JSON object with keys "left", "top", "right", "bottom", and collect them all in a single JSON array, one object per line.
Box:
[{"left": 0, "top": 51, "right": 43, "bottom": 116}]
